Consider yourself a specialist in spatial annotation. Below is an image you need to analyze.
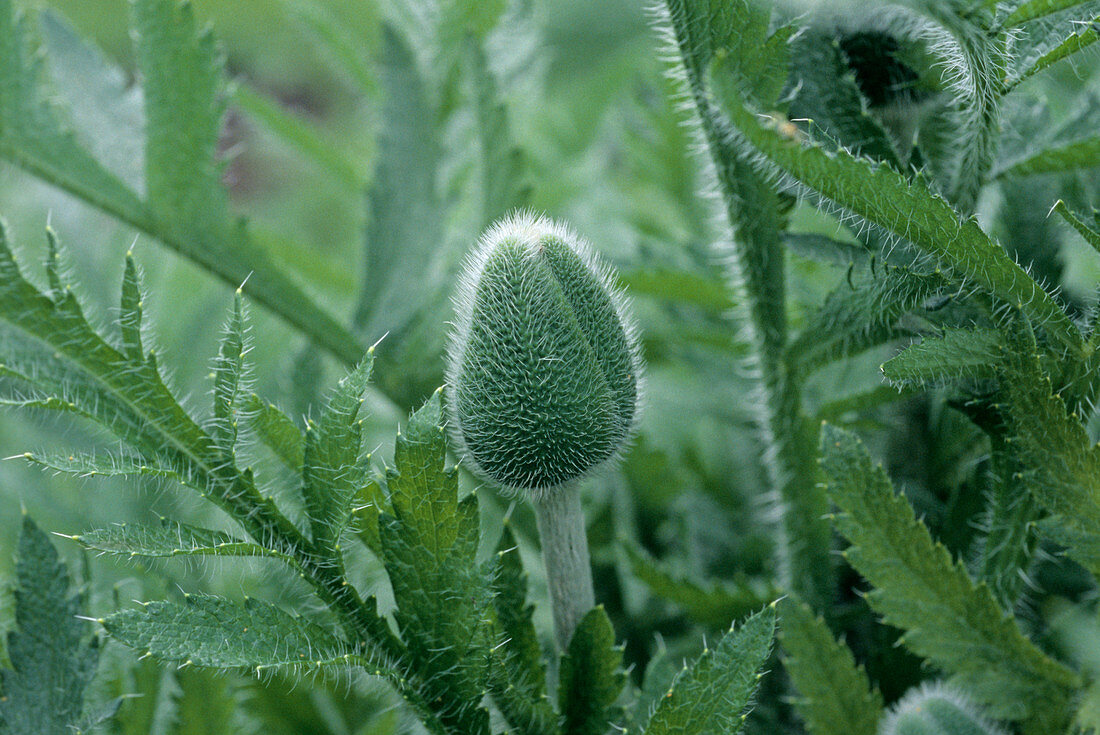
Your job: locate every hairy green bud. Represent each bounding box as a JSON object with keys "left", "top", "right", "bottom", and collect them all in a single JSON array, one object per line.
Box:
[
  {"left": 445, "top": 212, "right": 643, "bottom": 494},
  {"left": 879, "top": 683, "right": 1007, "bottom": 735}
]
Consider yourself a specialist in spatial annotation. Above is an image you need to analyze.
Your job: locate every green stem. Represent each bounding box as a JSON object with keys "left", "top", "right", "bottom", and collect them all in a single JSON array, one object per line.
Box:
[
  {"left": 700, "top": 108, "right": 832, "bottom": 609},
  {"left": 661, "top": 1, "right": 834, "bottom": 609},
  {"left": 533, "top": 483, "right": 595, "bottom": 650},
  {"left": 913, "top": 1, "right": 1005, "bottom": 214}
]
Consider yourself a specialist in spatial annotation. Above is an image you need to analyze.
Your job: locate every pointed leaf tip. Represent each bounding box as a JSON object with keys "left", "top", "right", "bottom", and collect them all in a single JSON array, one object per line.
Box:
[
  {"left": 560, "top": 605, "right": 625, "bottom": 735},
  {"left": 644, "top": 604, "right": 775, "bottom": 735}
]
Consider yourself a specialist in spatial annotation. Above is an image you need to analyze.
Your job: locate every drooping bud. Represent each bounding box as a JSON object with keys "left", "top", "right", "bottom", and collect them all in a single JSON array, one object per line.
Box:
[
  {"left": 445, "top": 212, "right": 643, "bottom": 494},
  {"left": 879, "top": 683, "right": 1007, "bottom": 735}
]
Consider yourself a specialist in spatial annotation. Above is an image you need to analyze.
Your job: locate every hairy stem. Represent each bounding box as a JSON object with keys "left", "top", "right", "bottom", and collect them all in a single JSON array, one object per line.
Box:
[
  {"left": 534, "top": 484, "right": 595, "bottom": 650},
  {"left": 909, "top": 0, "right": 1004, "bottom": 214},
  {"left": 659, "top": 0, "right": 834, "bottom": 609}
]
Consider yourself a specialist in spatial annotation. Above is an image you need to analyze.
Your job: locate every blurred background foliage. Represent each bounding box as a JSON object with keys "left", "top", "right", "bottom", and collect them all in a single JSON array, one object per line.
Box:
[{"left": 1, "top": 0, "right": 1099, "bottom": 732}]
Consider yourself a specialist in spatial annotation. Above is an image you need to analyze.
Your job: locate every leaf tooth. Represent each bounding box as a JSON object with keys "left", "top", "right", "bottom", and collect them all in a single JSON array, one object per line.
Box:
[
  {"left": 119, "top": 255, "right": 145, "bottom": 361},
  {"left": 210, "top": 291, "right": 248, "bottom": 453},
  {"left": 44, "top": 226, "right": 64, "bottom": 298}
]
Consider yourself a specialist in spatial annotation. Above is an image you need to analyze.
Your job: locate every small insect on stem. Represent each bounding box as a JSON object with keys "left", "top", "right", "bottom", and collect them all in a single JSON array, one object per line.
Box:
[{"left": 761, "top": 111, "right": 806, "bottom": 142}]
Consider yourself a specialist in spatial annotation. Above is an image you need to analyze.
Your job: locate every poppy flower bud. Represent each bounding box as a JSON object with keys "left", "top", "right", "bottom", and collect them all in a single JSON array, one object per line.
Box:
[
  {"left": 880, "top": 684, "right": 1007, "bottom": 735},
  {"left": 445, "top": 212, "right": 643, "bottom": 495}
]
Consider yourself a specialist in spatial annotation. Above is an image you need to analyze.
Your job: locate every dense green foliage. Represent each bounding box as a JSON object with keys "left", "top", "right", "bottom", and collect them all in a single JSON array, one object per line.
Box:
[{"left": 1, "top": 0, "right": 1100, "bottom": 732}]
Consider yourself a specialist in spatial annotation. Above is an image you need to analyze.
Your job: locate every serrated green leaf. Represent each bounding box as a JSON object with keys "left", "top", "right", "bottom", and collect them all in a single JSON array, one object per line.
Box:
[
  {"left": 820, "top": 424, "right": 1079, "bottom": 723},
  {"left": 21, "top": 448, "right": 177, "bottom": 480},
  {"left": 625, "top": 543, "right": 776, "bottom": 629},
  {"left": 1001, "top": 339, "right": 1100, "bottom": 575},
  {"left": 354, "top": 24, "right": 443, "bottom": 342},
  {"left": 706, "top": 52, "right": 1082, "bottom": 354},
  {"left": 559, "top": 606, "right": 625, "bottom": 735},
  {"left": 643, "top": 604, "right": 776, "bottom": 735},
  {"left": 0, "top": 0, "right": 148, "bottom": 226},
  {"left": 2, "top": 0, "right": 363, "bottom": 368},
  {"left": 789, "top": 268, "right": 944, "bottom": 375},
  {"left": 0, "top": 226, "right": 295, "bottom": 540},
  {"left": 778, "top": 596, "right": 883, "bottom": 735},
  {"left": 74, "top": 517, "right": 291, "bottom": 563},
  {"left": 881, "top": 327, "right": 1003, "bottom": 387},
  {"left": 1053, "top": 199, "right": 1100, "bottom": 256},
  {"left": 211, "top": 291, "right": 247, "bottom": 454},
  {"left": 487, "top": 524, "right": 556, "bottom": 735},
  {"left": 132, "top": 0, "right": 225, "bottom": 244},
  {"left": 301, "top": 350, "right": 373, "bottom": 555},
  {"left": 242, "top": 394, "right": 303, "bottom": 473},
  {"left": 104, "top": 594, "right": 352, "bottom": 672},
  {"left": 997, "top": 135, "right": 1100, "bottom": 177},
  {"left": 1008, "top": 3, "right": 1100, "bottom": 85},
  {"left": 0, "top": 516, "right": 99, "bottom": 735},
  {"left": 0, "top": 240, "right": 420, "bottom": 723},
  {"left": 379, "top": 390, "right": 492, "bottom": 734},
  {"left": 37, "top": 8, "right": 145, "bottom": 191},
  {"left": 0, "top": 226, "right": 404, "bottom": 684},
  {"left": 0, "top": 229, "right": 229, "bottom": 500},
  {"left": 131, "top": 0, "right": 363, "bottom": 366}
]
